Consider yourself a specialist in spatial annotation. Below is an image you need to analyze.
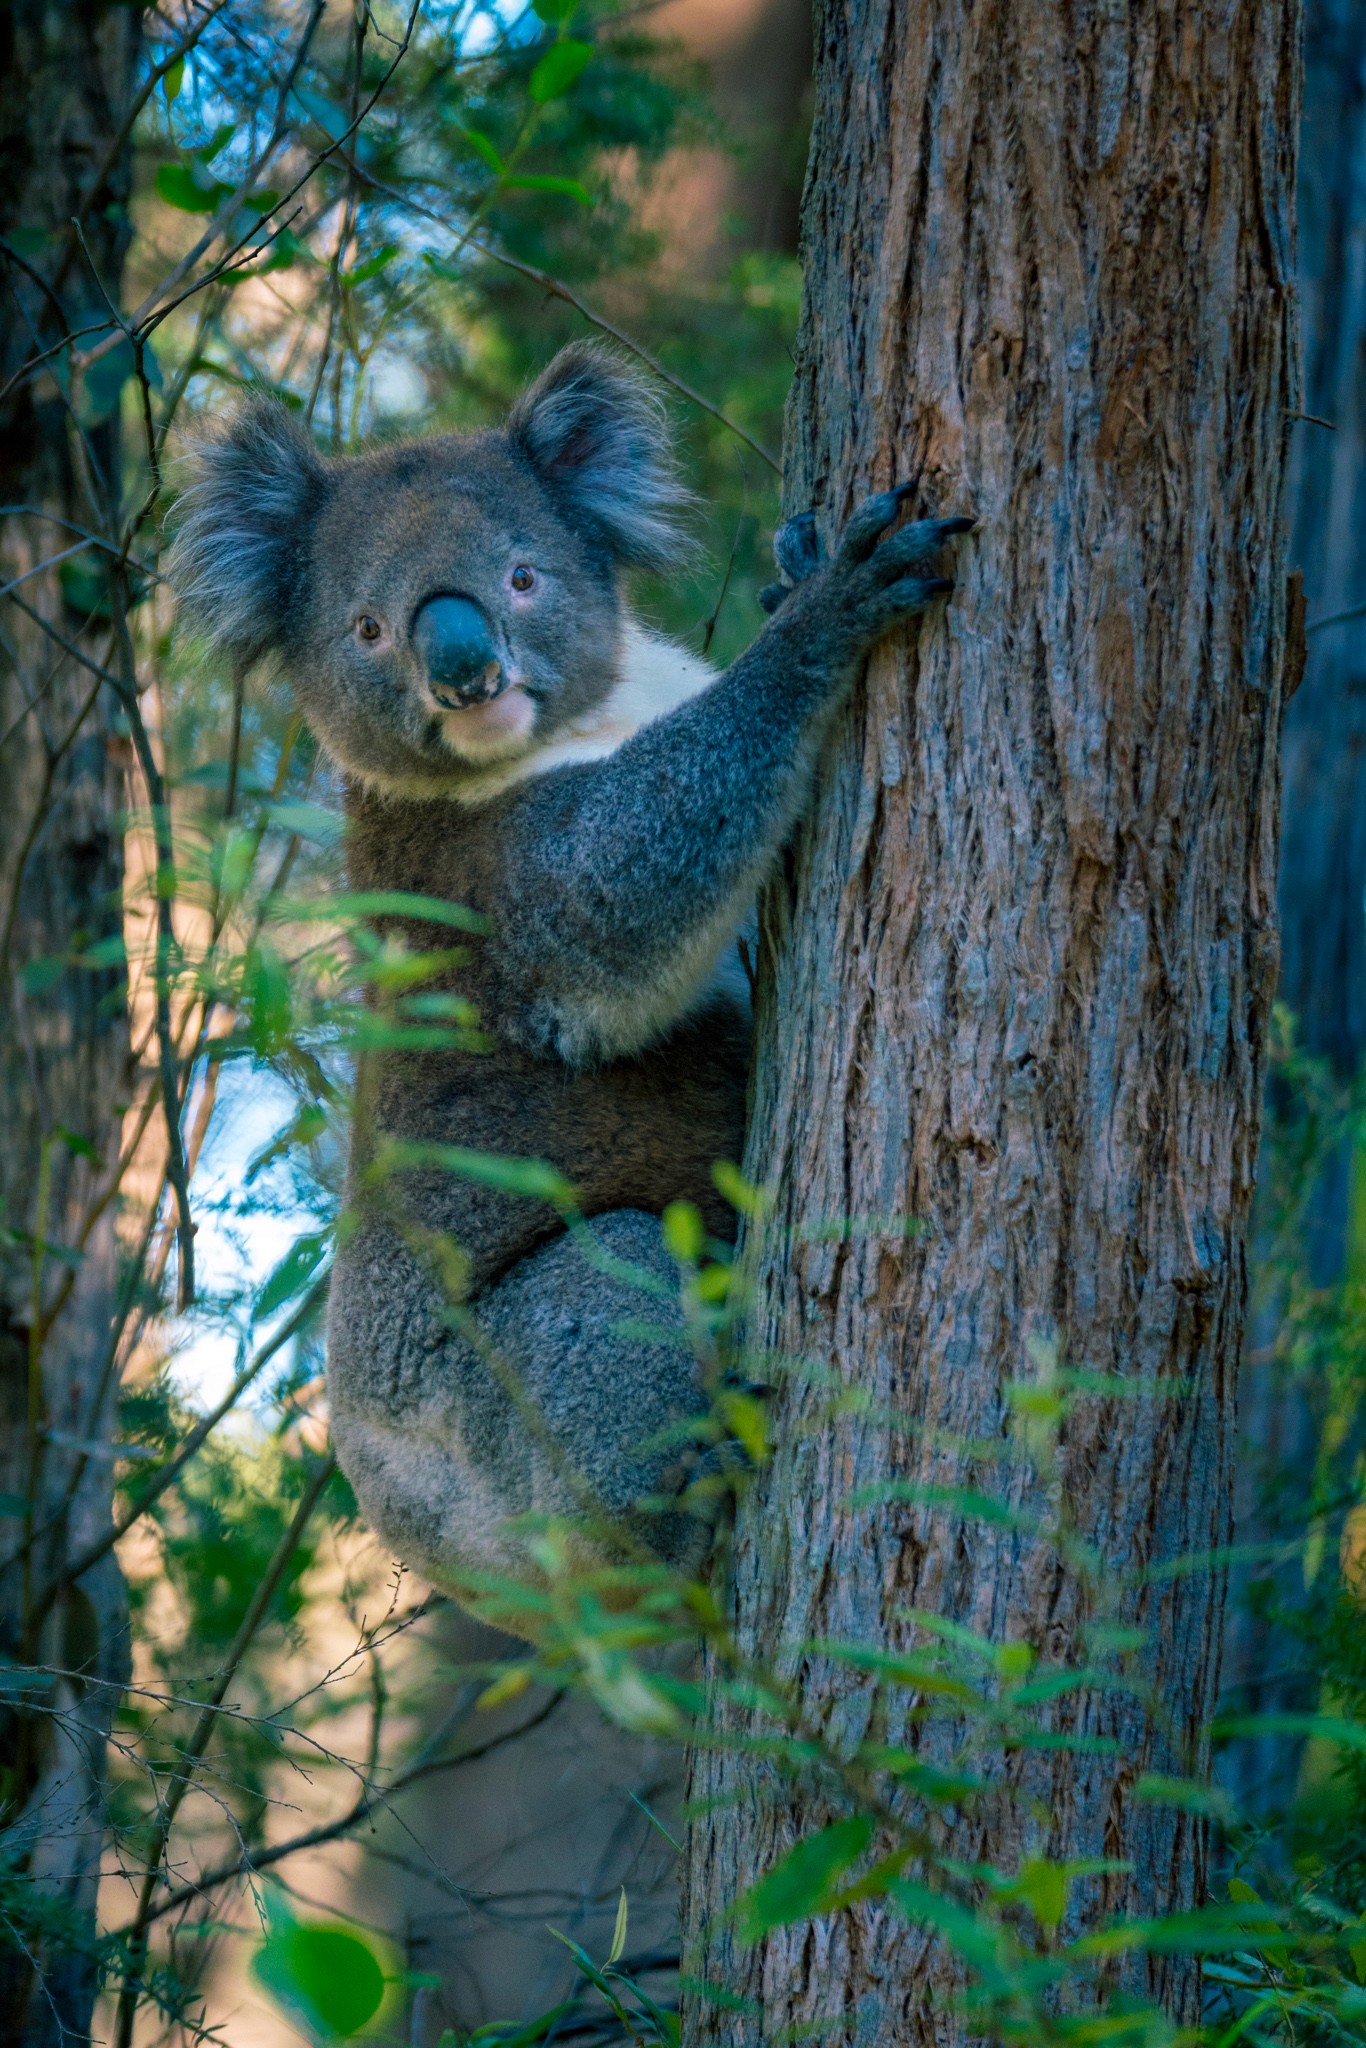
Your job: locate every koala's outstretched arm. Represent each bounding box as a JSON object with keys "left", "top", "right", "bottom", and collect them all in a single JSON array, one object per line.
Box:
[{"left": 498, "top": 499, "right": 971, "bottom": 1063}]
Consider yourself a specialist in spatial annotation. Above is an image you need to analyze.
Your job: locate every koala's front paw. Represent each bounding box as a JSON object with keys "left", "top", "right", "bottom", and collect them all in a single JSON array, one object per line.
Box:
[{"left": 828, "top": 490, "right": 974, "bottom": 646}]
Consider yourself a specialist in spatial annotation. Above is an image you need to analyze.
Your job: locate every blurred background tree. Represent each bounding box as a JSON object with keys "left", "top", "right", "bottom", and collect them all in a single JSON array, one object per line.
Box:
[{"left": 1220, "top": 0, "right": 1366, "bottom": 1827}]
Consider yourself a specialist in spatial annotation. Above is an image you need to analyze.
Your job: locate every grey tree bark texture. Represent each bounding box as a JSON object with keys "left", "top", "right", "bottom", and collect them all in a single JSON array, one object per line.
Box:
[
  {"left": 683, "top": 0, "right": 1300, "bottom": 2039},
  {"left": 0, "top": 5, "right": 142, "bottom": 2042}
]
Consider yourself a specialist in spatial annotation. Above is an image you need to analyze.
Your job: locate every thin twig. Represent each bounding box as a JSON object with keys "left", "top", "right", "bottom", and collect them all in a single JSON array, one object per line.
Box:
[
  {"left": 41, "top": 1276, "right": 328, "bottom": 1598},
  {"left": 340, "top": 161, "right": 782, "bottom": 474},
  {"left": 139, "top": 1688, "right": 566, "bottom": 1929},
  {"left": 106, "top": 603, "right": 197, "bottom": 1308},
  {"left": 112, "top": 1454, "right": 337, "bottom": 2048},
  {"left": 1307, "top": 598, "right": 1366, "bottom": 636}
]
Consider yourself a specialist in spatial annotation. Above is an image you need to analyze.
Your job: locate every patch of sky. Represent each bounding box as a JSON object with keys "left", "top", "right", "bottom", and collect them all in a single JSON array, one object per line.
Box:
[{"left": 169, "top": 1059, "right": 337, "bottom": 1415}]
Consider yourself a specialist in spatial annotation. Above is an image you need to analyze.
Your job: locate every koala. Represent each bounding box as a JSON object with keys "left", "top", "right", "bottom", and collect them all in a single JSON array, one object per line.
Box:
[{"left": 171, "top": 345, "right": 969, "bottom": 1626}]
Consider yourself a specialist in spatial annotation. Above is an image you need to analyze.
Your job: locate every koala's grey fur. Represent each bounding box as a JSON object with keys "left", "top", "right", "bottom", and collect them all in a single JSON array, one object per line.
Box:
[{"left": 172, "top": 344, "right": 968, "bottom": 1627}]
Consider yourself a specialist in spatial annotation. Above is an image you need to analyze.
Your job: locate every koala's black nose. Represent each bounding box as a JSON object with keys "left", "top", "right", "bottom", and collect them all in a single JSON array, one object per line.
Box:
[{"left": 412, "top": 594, "right": 504, "bottom": 709}]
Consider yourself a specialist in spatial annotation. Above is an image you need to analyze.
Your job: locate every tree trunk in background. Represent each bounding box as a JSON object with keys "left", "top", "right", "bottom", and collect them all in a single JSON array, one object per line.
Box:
[
  {"left": 1279, "top": 0, "right": 1366, "bottom": 1086},
  {"left": 683, "top": 0, "right": 1298, "bottom": 2038},
  {"left": 0, "top": 6, "right": 142, "bottom": 2042},
  {"left": 655, "top": 0, "right": 813, "bottom": 253},
  {"left": 1219, "top": 0, "right": 1366, "bottom": 1819}
]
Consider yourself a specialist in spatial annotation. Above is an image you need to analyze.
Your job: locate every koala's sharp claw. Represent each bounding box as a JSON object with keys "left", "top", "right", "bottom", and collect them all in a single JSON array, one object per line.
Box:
[
  {"left": 758, "top": 582, "right": 789, "bottom": 614},
  {"left": 773, "top": 511, "right": 821, "bottom": 584},
  {"left": 871, "top": 515, "right": 976, "bottom": 581},
  {"left": 884, "top": 575, "right": 955, "bottom": 616},
  {"left": 839, "top": 483, "right": 918, "bottom": 562}
]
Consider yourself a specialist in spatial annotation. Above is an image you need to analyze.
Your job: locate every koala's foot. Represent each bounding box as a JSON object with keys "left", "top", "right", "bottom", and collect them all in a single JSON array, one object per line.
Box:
[
  {"left": 762, "top": 494, "right": 973, "bottom": 626},
  {"left": 815, "top": 495, "right": 973, "bottom": 649}
]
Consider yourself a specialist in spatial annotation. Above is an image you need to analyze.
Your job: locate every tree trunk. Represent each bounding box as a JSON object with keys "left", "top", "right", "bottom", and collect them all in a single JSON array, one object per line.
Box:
[
  {"left": 683, "top": 0, "right": 1299, "bottom": 2038},
  {"left": 1218, "top": 0, "right": 1366, "bottom": 1820},
  {"left": 1278, "top": 0, "right": 1366, "bottom": 1085},
  {"left": 0, "top": 6, "right": 142, "bottom": 2042}
]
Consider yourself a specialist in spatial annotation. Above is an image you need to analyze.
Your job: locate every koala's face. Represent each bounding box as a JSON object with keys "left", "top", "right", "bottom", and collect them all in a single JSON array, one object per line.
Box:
[
  {"left": 170, "top": 346, "right": 693, "bottom": 792},
  {"left": 289, "top": 438, "right": 624, "bottom": 789}
]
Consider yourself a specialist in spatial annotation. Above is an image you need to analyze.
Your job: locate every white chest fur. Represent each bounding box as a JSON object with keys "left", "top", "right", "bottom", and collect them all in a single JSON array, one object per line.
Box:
[{"left": 450, "top": 618, "right": 718, "bottom": 805}]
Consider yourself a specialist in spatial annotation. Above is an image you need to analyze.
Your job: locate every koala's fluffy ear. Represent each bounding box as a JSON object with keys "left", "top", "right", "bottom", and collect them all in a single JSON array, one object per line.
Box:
[
  {"left": 508, "top": 343, "right": 695, "bottom": 572},
  {"left": 168, "top": 398, "right": 325, "bottom": 660}
]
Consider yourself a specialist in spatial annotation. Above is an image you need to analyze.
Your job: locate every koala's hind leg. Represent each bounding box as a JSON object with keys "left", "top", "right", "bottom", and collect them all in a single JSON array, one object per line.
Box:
[{"left": 327, "top": 1210, "right": 706, "bottom": 1631}]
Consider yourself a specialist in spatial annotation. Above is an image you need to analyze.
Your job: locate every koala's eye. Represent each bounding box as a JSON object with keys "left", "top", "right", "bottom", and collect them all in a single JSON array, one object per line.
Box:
[
  {"left": 356, "top": 615, "right": 384, "bottom": 643},
  {"left": 510, "top": 565, "right": 535, "bottom": 593}
]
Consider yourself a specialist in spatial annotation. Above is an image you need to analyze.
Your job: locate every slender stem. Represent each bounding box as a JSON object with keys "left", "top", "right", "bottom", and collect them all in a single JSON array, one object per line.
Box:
[
  {"left": 21, "top": 1135, "right": 54, "bottom": 1646},
  {"left": 112, "top": 1453, "right": 337, "bottom": 2048},
  {"left": 137, "top": 1688, "right": 565, "bottom": 1929},
  {"left": 43, "top": 1276, "right": 328, "bottom": 1599}
]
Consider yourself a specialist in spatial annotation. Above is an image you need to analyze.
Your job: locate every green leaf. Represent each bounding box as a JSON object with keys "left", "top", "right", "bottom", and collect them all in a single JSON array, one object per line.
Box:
[
  {"left": 345, "top": 243, "right": 398, "bottom": 287},
  {"left": 162, "top": 55, "right": 185, "bottom": 102},
  {"left": 280, "top": 889, "right": 490, "bottom": 934},
  {"left": 265, "top": 798, "right": 343, "bottom": 847},
  {"left": 735, "top": 1817, "right": 873, "bottom": 1943},
  {"left": 254, "top": 1232, "right": 329, "bottom": 1321},
  {"left": 500, "top": 174, "right": 592, "bottom": 205},
  {"left": 1070, "top": 1901, "right": 1291, "bottom": 1960},
  {"left": 712, "top": 1159, "right": 763, "bottom": 1215},
  {"left": 246, "top": 1103, "right": 329, "bottom": 1184},
  {"left": 887, "top": 1880, "right": 1010, "bottom": 1975},
  {"left": 1213, "top": 1710, "right": 1366, "bottom": 1751},
  {"left": 717, "top": 1390, "right": 769, "bottom": 1464},
  {"left": 662, "top": 1200, "right": 704, "bottom": 1263},
  {"left": 349, "top": 1018, "right": 477, "bottom": 1052},
  {"left": 253, "top": 1918, "right": 386, "bottom": 2037},
  {"left": 528, "top": 38, "right": 593, "bottom": 102},
  {"left": 77, "top": 932, "right": 128, "bottom": 970},
  {"left": 242, "top": 939, "right": 293, "bottom": 1055},
  {"left": 194, "top": 120, "right": 236, "bottom": 163},
  {"left": 460, "top": 125, "right": 505, "bottom": 175},
  {"left": 532, "top": 0, "right": 577, "bottom": 19},
  {"left": 808, "top": 1641, "right": 980, "bottom": 1704},
  {"left": 1133, "top": 1773, "right": 1232, "bottom": 1820},
  {"left": 1349, "top": 1928, "right": 1366, "bottom": 1986},
  {"left": 59, "top": 555, "right": 111, "bottom": 618},
  {"left": 54, "top": 1126, "right": 99, "bottom": 1162},
  {"left": 375, "top": 1140, "right": 577, "bottom": 1210},
  {"left": 155, "top": 161, "right": 231, "bottom": 213},
  {"left": 255, "top": 227, "right": 305, "bottom": 274},
  {"left": 607, "top": 1886, "right": 629, "bottom": 1966},
  {"left": 23, "top": 954, "right": 69, "bottom": 994},
  {"left": 1010, "top": 1856, "right": 1069, "bottom": 1932},
  {"left": 464, "top": 2008, "right": 575, "bottom": 2047}
]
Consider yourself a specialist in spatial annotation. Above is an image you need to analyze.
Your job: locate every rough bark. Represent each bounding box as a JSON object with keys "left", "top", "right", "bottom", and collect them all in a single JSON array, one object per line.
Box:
[
  {"left": 683, "top": 0, "right": 1299, "bottom": 2039},
  {"left": 0, "top": 5, "right": 142, "bottom": 2042}
]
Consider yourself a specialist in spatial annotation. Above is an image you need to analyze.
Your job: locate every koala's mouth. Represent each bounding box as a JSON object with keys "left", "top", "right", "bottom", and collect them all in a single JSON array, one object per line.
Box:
[
  {"left": 428, "top": 660, "right": 506, "bottom": 712},
  {"left": 435, "top": 684, "right": 537, "bottom": 764}
]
